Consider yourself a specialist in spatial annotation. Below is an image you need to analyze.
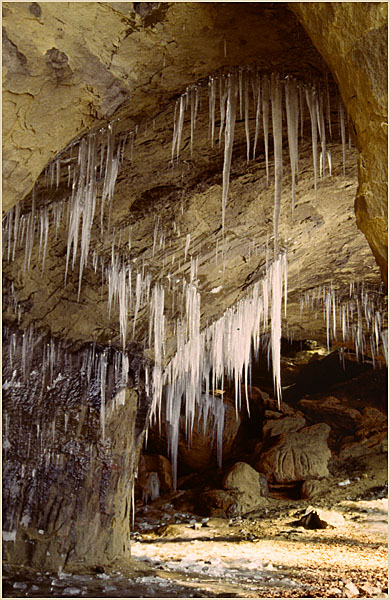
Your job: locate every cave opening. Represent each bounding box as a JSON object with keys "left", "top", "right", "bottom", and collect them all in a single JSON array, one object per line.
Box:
[{"left": 2, "top": 1, "right": 388, "bottom": 597}]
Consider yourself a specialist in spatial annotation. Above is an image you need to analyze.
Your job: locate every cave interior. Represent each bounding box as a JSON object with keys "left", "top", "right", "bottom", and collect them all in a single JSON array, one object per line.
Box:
[{"left": 2, "top": 1, "right": 388, "bottom": 593}]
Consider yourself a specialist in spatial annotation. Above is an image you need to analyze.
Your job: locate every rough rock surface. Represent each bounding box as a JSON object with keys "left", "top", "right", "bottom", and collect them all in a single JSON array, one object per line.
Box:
[
  {"left": 197, "top": 489, "right": 238, "bottom": 518},
  {"left": 2, "top": 337, "right": 144, "bottom": 569},
  {"left": 263, "top": 416, "right": 306, "bottom": 438},
  {"left": 256, "top": 423, "right": 331, "bottom": 483},
  {"left": 199, "top": 487, "right": 268, "bottom": 518},
  {"left": 3, "top": 3, "right": 387, "bottom": 284},
  {"left": 300, "top": 479, "right": 328, "bottom": 500},
  {"left": 338, "top": 433, "right": 388, "bottom": 460},
  {"left": 223, "top": 462, "right": 269, "bottom": 498},
  {"left": 290, "top": 2, "right": 388, "bottom": 282},
  {"left": 294, "top": 506, "right": 345, "bottom": 529},
  {"left": 298, "top": 391, "right": 388, "bottom": 457},
  {"left": 1, "top": 2, "right": 324, "bottom": 211},
  {"left": 299, "top": 396, "right": 363, "bottom": 433}
]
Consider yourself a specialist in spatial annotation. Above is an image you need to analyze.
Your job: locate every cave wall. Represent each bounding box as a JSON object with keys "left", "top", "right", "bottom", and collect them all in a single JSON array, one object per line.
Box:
[
  {"left": 290, "top": 2, "right": 388, "bottom": 281},
  {"left": 2, "top": 331, "right": 145, "bottom": 569}
]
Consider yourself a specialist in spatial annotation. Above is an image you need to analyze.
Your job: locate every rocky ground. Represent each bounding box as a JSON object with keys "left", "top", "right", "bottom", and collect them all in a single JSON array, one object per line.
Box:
[{"left": 3, "top": 452, "right": 387, "bottom": 599}]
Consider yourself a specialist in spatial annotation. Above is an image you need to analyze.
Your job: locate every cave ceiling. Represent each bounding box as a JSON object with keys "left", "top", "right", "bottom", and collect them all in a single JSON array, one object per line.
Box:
[{"left": 2, "top": 2, "right": 388, "bottom": 363}]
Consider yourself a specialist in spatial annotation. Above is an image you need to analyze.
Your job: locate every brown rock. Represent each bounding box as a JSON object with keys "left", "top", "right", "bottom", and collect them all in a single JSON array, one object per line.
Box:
[
  {"left": 198, "top": 490, "right": 237, "bottom": 518},
  {"left": 263, "top": 416, "right": 306, "bottom": 437},
  {"left": 199, "top": 487, "right": 268, "bottom": 518},
  {"left": 264, "top": 398, "right": 296, "bottom": 416},
  {"left": 138, "top": 454, "right": 173, "bottom": 494},
  {"left": 256, "top": 423, "right": 331, "bottom": 483},
  {"left": 295, "top": 507, "right": 345, "bottom": 529},
  {"left": 178, "top": 397, "right": 241, "bottom": 471},
  {"left": 291, "top": 2, "right": 388, "bottom": 281},
  {"left": 223, "top": 462, "right": 269, "bottom": 498},
  {"left": 301, "top": 479, "right": 327, "bottom": 500},
  {"left": 264, "top": 410, "right": 283, "bottom": 419},
  {"left": 299, "top": 396, "right": 363, "bottom": 432},
  {"left": 339, "top": 432, "right": 388, "bottom": 459},
  {"left": 356, "top": 406, "right": 387, "bottom": 439}
]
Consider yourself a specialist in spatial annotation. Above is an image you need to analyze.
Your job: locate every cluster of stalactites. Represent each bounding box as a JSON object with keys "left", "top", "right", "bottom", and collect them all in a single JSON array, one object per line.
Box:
[
  {"left": 147, "top": 252, "right": 287, "bottom": 489},
  {"left": 2, "top": 65, "right": 351, "bottom": 487},
  {"left": 300, "top": 282, "right": 388, "bottom": 367},
  {"left": 171, "top": 67, "right": 348, "bottom": 250},
  {"left": 3, "top": 66, "right": 348, "bottom": 292},
  {"left": 2, "top": 120, "right": 133, "bottom": 295}
]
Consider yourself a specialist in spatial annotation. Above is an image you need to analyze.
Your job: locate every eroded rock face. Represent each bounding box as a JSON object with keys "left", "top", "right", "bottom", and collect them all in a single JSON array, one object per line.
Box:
[
  {"left": 263, "top": 416, "right": 306, "bottom": 438},
  {"left": 2, "top": 331, "right": 145, "bottom": 569},
  {"left": 1, "top": 2, "right": 321, "bottom": 211},
  {"left": 256, "top": 423, "right": 331, "bottom": 483},
  {"left": 290, "top": 2, "right": 388, "bottom": 281}
]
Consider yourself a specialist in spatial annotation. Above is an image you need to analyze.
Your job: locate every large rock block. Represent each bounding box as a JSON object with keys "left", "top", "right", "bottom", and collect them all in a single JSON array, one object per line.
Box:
[
  {"left": 223, "top": 462, "right": 269, "bottom": 498},
  {"left": 294, "top": 507, "right": 345, "bottom": 529},
  {"left": 199, "top": 487, "right": 268, "bottom": 518},
  {"left": 263, "top": 416, "right": 306, "bottom": 438},
  {"left": 256, "top": 423, "right": 331, "bottom": 483},
  {"left": 339, "top": 432, "right": 387, "bottom": 460},
  {"left": 299, "top": 396, "right": 363, "bottom": 432}
]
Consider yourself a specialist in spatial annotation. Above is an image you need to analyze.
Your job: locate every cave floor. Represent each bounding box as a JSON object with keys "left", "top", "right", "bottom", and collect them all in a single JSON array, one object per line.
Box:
[
  {"left": 129, "top": 500, "right": 388, "bottom": 598},
  {"left": 3, "top": 454, "right": 388, "bottom": 598}
]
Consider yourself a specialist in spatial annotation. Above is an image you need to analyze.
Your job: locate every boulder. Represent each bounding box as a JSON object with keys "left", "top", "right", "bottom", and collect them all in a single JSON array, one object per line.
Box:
[
  {"left": 294, "top": 507, "right": 345, "bottom": 529},
  {"left": 263, "top": 416, "right": 306, "bottom": 438},
  {"left": 197, "top": 490, "right": 237, "bottom": 517},
  {"left": 356, "top": 406, "right": 387, "bottom": 439},
  {"left": 264, "top": 398, "right": 296, "bottom": 416},
  {"left": 223, "top": 462, "right": 269, "bottom": 498},
  {"left": 299, "top": 396, "right": 363, "bottom": 432},
  {"left": 301, "top": 479, "right": 327, "bottom": 500},
  {"left": 232, "top": 491, "right": 268, "bottom": 516},
  {"left": 199, "top": 473, "right": 269, "bottom": 518},
  {"left": 264, "top": 410, "right": 283, "bottom": 419},
  {"left": 256, "top": 423, "right": 331, "bottom": 483},
  {"left": 339, "top": 432, "right": 388, "bottom": 459}
]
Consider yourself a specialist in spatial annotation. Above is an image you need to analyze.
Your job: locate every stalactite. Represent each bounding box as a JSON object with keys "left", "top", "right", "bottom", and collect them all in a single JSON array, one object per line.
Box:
[
  {"left": 301, "top": 282, "right": 387, "bottom": 365},
  {"left": 262, "top": 75, "right": 270, "bottom": 186},
  {"left": 244, "top": 69, "right": 250, "bottom": 163},
  {"left": 221, "top": 72, "right": 238, "bottom": 238},
  {"left": 305, "top": 85, "right": 319, "bottom": 202},
  {"left": 253, "top": 73, "right": 261, "bottom": 160},
  {"left": 271, "top": 73, "right": 283, "bottom": 256},
  {"left": 338, "top": 96, "right": 347, "bottom": 175},
  {"left": 285, "top": 77, "right": 300, "bottom": 215},
  {"left": 208, "top": 77, "right": 217, "bottom": 148}
]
